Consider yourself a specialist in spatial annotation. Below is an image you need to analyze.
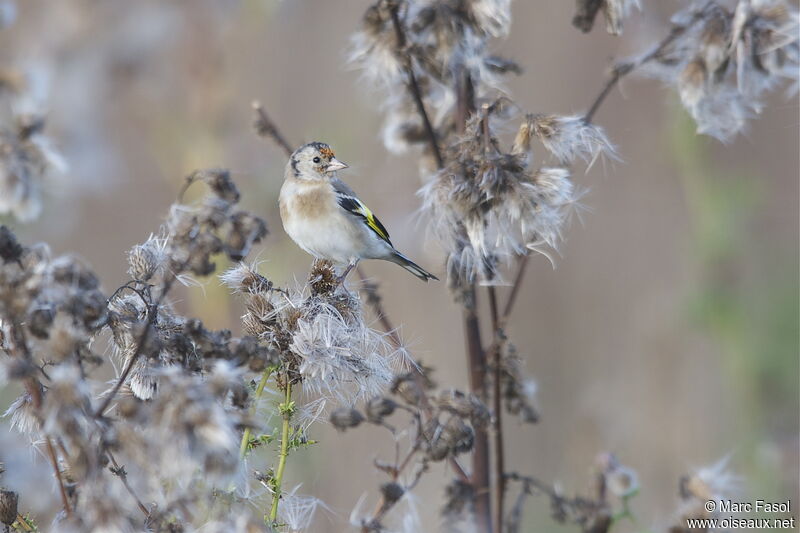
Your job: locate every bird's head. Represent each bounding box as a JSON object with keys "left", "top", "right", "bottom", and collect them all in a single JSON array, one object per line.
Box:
[{"left": 288, "top": 142, "right": 348, "bottom": 181}]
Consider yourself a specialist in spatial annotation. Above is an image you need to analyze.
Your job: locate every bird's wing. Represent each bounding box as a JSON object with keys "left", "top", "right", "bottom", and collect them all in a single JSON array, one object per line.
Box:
[{"left": 332, "top": 178, "right": 393, "bottom": 246}]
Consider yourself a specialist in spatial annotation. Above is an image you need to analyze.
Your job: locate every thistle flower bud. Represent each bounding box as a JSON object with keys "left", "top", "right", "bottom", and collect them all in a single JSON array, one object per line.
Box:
[
  {"left": 0, "top": 225, "right": 22, "bottom": 263},
  {"left": 436, "top": 390, "right": 489, "bottom": 428},
  {"left": 391, "top": 373, "right": 425, "bottom": 406},
  {"left": 308, "top": 259, "right": 338, "bottom": 296},
  {"left": 245, "top": 292, "right": 274, "bottom": 320},
  {"left": 127, "top": 240, "right": 163, "bottom": 281},
  {"left": 232, "top": 336, "right": 277, "bottom": 370},
  {"left": 242, "top": 312, "right": 269, "bottom": 338},
  {"left": 191, "top": 168, "right": 240, "bottom": 204},
  {"left": 442, "top": 417, "right": 474, "bottom": 456},
  {"left": 366, "top": 396, "right": 397, "bottom": 424},
  {"left": 330, "top": 407, "right": 365, "bottom": 431},
  {"left": 426, "top": 417, "right": 474, "bottom": 461},
  {"left": 0, "top": 489, "right": 18, "bottom": 526},
  {"left": 46, "top": 312, "right": 84, "bottom": 361},
  {"left": 225, "top": 212, "right": 267, "bottom": 262},
  {"left": 26, "top": 306, "right": 54, "bottom": 338},
  {"left": 116, "top": 396, "right": 141, "bottom": 420},
  {"left": 220, "top": 263, "right": 272, "bottom": 294},
  {"left": 380, "top": 482, "right": 405, "bottom": 505},
  {"left": 443, "top": 478, "right": 475, "bottom": 517},
  {"left": 49, "top": 256, "right": 98, "bottom": 292}
]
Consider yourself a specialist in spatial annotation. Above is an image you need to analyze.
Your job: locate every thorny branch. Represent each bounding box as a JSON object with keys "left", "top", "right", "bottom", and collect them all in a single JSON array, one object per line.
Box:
[
  {"left": 360, "top": 441, "right": 423, "bottom": 532},
  {"left": 252, "top": 100, "right": 294, "bottom": 157},
  {"left": 505, "top": 472, "right": 610, "bottom": 533},
  {"left": 44, "top": 437, "right": 72, "bottom": 519},
  {"left": 107, "top": 451, "right": 150, "bottom": 518}
]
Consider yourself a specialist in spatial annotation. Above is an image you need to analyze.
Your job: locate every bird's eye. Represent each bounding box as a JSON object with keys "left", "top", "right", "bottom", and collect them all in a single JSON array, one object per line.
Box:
[{"left": 313, "top": 157, "right": 321, "bottom": 163}]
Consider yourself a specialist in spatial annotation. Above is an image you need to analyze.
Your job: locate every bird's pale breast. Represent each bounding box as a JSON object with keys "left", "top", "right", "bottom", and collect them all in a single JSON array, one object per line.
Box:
[{"left": 280, "top": 179, "right": 375, "bottom": 264}]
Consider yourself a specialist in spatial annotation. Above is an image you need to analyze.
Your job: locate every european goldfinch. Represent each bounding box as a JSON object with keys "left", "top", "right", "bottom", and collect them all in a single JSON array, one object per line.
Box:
[{"left": 279, "top": 142, "right": 438, "bottom": 282}]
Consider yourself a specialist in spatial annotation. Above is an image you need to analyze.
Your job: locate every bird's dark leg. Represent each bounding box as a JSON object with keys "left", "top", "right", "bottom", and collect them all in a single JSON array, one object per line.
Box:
[{"left": 337, "top": 259, "right": 359, "bottom": 284}]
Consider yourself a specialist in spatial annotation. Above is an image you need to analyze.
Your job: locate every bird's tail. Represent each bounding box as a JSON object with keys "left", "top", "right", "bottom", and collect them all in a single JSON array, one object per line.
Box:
[{"left": 389, "top": 252, "right": 439, "bottom": 282}]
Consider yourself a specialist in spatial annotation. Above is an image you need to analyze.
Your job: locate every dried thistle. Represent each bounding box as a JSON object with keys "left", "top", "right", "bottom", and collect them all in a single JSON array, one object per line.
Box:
[
  {"left": 330, "top": 407, "right": 365, "bottom": 431},
  {"left": 641, "top": 0, "right": 799, "bottom": 142},
  {"left": 573, "top": 0, "right": 640, "bottom": 35},
  {"left": 419, "top": 110, "right": 583, "bottom": 285},
  {"left": 0, "top": 107, "right": 65, "bottom": 222}
]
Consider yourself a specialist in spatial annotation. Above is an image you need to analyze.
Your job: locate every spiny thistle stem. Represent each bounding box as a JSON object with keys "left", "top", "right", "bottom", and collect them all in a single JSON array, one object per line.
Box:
[
  {"left": 14, "top": 514, "right": 34, "bottom": 532},
  {"left": 106, "top": 449, "right": 149, "bottom": 517},
  {"left": 455, "top": 67, "right": 492, "bottom": 533},
  {"left": 269, "top": 379, "right": 293, "bottom": 523},
  {"left": 44, "top": 437, "right": 72, "bottom": 519},
  {"left": 239, "top": 368, "right": 273, "bottom": 458},
  {"left": 463, "top": 290, "right": 491, "bottom": 533},
  {"left": 487, "top": 285, "right": 505, "bottom": 533}
]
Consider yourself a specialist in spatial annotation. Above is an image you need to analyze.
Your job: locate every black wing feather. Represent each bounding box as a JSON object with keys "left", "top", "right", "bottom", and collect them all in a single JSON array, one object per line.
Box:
[{"left": 336, "top": 194, "right": 393, "bottom": 246}]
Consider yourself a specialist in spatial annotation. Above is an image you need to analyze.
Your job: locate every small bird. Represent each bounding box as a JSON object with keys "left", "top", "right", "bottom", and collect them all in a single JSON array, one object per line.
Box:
[{"left": 279, "top": 142, "right": 438, "bottom": 282}]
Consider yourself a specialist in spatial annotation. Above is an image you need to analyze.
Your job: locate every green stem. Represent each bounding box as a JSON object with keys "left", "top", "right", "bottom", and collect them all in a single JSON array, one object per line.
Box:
[
  {"left": 239, "top": 368, "right": 272, "bottom": 458},
  {"left": 269, "top": 380, "right": 293, "bottom": 523}
]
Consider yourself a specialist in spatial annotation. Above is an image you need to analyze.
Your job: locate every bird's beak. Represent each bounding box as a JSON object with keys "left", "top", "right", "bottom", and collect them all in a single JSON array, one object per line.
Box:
[{"left": 326, "top": 158, "right": 348, "bottom": 173}]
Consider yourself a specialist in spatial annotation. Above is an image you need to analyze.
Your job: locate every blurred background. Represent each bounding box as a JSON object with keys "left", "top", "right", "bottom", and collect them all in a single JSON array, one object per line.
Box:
[{"left": 1, "top": 0, "right": 797, "bottom": 530}]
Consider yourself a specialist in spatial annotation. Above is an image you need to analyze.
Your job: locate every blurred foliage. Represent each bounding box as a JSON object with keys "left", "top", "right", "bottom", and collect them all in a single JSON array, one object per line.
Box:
[{"left": 669, "top": 106, "right": 799, "bottom": 504}]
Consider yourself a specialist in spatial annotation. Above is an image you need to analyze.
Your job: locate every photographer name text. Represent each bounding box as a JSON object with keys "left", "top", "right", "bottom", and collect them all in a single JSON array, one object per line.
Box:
[{"left": 711, "top": 499, "right": 791, "bottom": 514}]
